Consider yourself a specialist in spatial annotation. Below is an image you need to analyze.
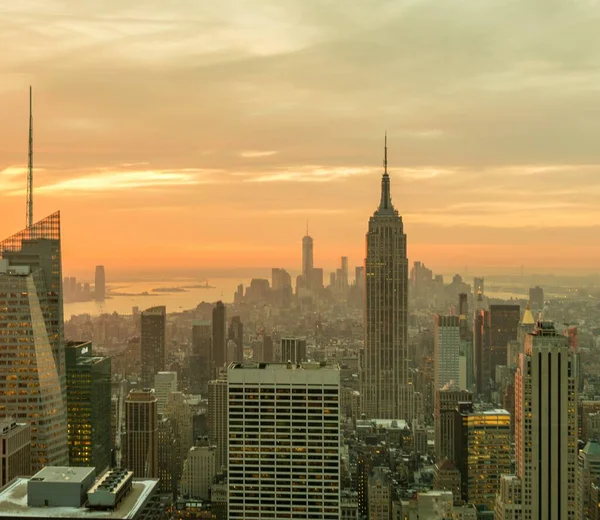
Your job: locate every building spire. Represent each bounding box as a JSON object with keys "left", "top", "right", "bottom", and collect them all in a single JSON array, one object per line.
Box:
[
  {"left": 378, "top": 132, "right": 393, "bottom": 212},
  {"left": 26, "top": 86, "right": 33, "bottom": 229}
]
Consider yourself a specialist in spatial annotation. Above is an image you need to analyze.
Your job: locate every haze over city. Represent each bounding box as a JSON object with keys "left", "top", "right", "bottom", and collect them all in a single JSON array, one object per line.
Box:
[{"left": 2, "top": 0, "right": 600, "bottom": 278}]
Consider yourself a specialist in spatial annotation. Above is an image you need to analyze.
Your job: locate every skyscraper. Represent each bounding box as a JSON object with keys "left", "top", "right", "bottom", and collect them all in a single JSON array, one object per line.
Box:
[
  {"left": 489, "top": 304, "right": 520, "bottom": 381},
  {"left": 65, "top": 341, "right": 111, "bottom": 473},
  {"left": 0, "top": 420, "right": 31, "bottom": 487},
  {"left": 302, "top": 233, "right": 313, "bottom": 283},
  {"left": 362, "top": 137, "right": 410, "bottom": 420},
  {"left": 434, "top": 389, "right": 472, "bottom": 463},
  {"left": 529, "top": 286, "right": 544, "bottom": 311},
  {"left": 154, "top": 371, "right": 177, "bottom": 414},
  {"left": 228, "top": 316, "right": 244, "bottom": 362},
  {"left": 189, "top": 320, "right": 211, "bottom": 395},
  {"left": 94, "top": 265, "right": 106, "bottom": 301},
  {"left": 208, "top": 377, "right": 228, "bottom": 471},
  {"left": 474, "top": 309, "right": 490, "bottom": 395},
  {"left": 140, "top": 306, "right": 166, "bottom": 388},
  {"left": 123, "top": 389, "right": 158, "bottom": 478},
  {"left": 280, "top": 337, "right": 307, "bottom": 364},
  {"left": 212, "top": 301, "right": 227, "bottom": 375},
  {"left": 227, "top": 362, "right": 340, "bottom": 520},
  {"left": 514, "top": 321, "right": 578, "bottom": 519},
  {"left": 434, "top": 315, "right": 461, "bottom": 391},
  {"left": 0, "top": 213, "right": 68, "bottom": 471},
  {"left": 577, "top": 441, "right": 600, "bottom": 520}
]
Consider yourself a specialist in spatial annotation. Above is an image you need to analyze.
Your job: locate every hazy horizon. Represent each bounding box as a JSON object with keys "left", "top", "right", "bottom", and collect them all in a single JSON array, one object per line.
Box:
[{"left": 2, "top": 1, "right": 600, "bottom": 275}]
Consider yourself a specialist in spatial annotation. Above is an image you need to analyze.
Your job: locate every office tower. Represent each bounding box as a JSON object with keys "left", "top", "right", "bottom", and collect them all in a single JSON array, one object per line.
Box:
[
  {"left": 310, "top": 267, "right": 324, "bottom": 291},
  {"left": 362, "top": 138, "right": 410, "bottom": 420},
  {"left": 280, "top": 337, "right": 307, "bottom": 363},
  {"left": 368, "top": 468, "right": 391, "bottom": 520},
  {"left": 577, "top": 441, "right": 600, "bottom": 520},
  {"left": 65, "top": 341, "right": 111, "bottom": 473},
  {"left": 254, "top": 334, "right": 274, "bottom": 363},
  {"left": 434, "top": 315, "right": 461, "bottom": 391},
  {"left": 329, "top": 272, "right": 336, "bottom": 288},
  {"left": 157, "top": 415, "right": 178, "bottom": 497},
  {"left": 154, "top": 371, "right": 177, "bottom": 414},
  {"left": 514, "top": 321, "right": 578, "bottom": 519},
  {"left": 433, "top": 460, "right": 461, "bottom": 499},
  {"left": 474, "top": 309, "right": 490, "bottom": 395},
  {"left": 458, "top": 293, "right": 468, "bottom": 317},
  {"left": 227, "top": 362, "right": 341, "bottom": 520},
  {"left": 212, "top": 301, "right": 227, "bottom": 375},
  {"left": 94, "top": 265, "right": 106, "bottom": 301},
  {"left": 0, "top": 214, "right": 68, "bottom": 471},
  {"left": 302, "top": 233, "right": 314, "bottom": 284},
  {"left": 164, "top": 392, "right": 194, "bottom": 476},
  {"left": 0, "top": 420, "right": 31, "bottom": 487},
  {"left": 271, "top": 268, "right": 291, "bottom": 291},
  {"left": 473, "top": 277, "right": 484, "bottom": 297},
  {"left": 529, "top": 286, "right": 544, "bottom": 311},
  {"left": 458, "top": 295, "right": 474, "bottom": 391},
  {"left": 228, "top": 316, "right": 244, "bottom": 362},
  {"left": 208, "top": 377, "right": 228, "bottom": 471},
  {"left": 489, "top": 304, "right": 520, "bottom": 381},
  {"left": 180, "top": 441, "right": 216, "bottom": 500},
  {"left": 190, "top": 320, "right": 211, "bottom": 395},
  {"left": 339, "top": 256, "right": 349, "bottom": 290},
  {"left": 123, "top": 389, "right": 158, "bottom": 478},
  {"left": 355, "top": 266, "right": 365, "bottom": 291},
  {"left": 434, "top": 389, "right": 472, "bottom": 463},
  {"left": 140, "top": 306, "right": 166, "bottom": 388},
  {"left": 454, "top": 403, "right": 511, "bottom": 510}
]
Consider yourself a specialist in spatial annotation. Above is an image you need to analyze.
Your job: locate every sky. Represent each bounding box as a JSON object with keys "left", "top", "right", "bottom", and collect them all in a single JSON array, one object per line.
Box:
[{"left": 1, "top": 0, "right": 600, "bottom": 279}]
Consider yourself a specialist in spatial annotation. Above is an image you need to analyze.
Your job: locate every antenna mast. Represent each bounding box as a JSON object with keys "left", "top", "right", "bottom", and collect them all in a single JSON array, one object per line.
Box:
[
  {"left": 383, "top": 131, "right": 388, "bottom": 174},
  {"left": 26, "top": 86, "right": 33, "bottom": 228}
]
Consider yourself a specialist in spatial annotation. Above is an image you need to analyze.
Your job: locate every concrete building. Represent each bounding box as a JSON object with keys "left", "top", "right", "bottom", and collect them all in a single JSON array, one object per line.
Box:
[
  {"left": 0, "top": 420, "right": 30, "bottom": 487},
  {"left": 368, "top": 468, "right": 391, "bottom": 520},
  {"left": 577, "top": 441, "right": 600, "bottom": 520},
  {"left": 433, "top": 459, "right": 461, "bottom": 499},
  {"left": 510, "top": 321, "right": 579, "bottom": 519},
  {"left": 454, "top": 404, "right": 511, "bottom": 511},
  {"left": 208, "top": 377, "right": 228, "bottom": 471},
  {"left": 434, "top": 315, "right": 462, "bottom": 391},
  {"left": 211, "top": 302, "right": 227, "bottom": 375},
  {"left": 189, "top": 320, "right": 212, "bottom": 395},
  {"left": 434, "top": 389, "right": 472, "bottom": 462},
  {"left": 495, "top": 475, "right": 523, "bottom": 520},
  {"left": 157, "top": 415, "right": 178, "bottom": 497},
  {"left": 123, "top": 389, "right": 158, "bottom": 479},
  {"left": 65, "top": 341, "right": 111, "bottom": 473},
  {"left": 227, "top": 362, "right": 340, "bottom": 520},
  {"left": 228, "top": 316, "right": 244, "bottom": 362},
  {"left": 0, "top": 466, "right": 160, "bottom": 519},
  {"left": 529, "top": 286, "right": 544, "bottom": 311},
  {"left": 280, "top": 337, "right": 307, "bottom": 363},
  {"left": 180, "top": 442, "right": 216, "bottom": 500},
  {"left": 164, "top": 392, "right": 194, "bottom": 476},
  {"left": 402, "top": 491, "right": 477, "bottom": 519},
  {"left": 154, "top": 371, "right": 177, "bottom": 415},
  {"left": 362, "top": 139, "right": 411, "bottom": 421},
  {"left": 140, "top": 306, "right": 166, "bottom": 388},
  {"left": 0, "top": 213, "right": 68, "bottom": 471}
]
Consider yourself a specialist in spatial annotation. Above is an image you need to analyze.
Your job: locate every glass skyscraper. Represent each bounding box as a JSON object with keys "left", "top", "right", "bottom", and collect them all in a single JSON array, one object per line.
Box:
[{"left": 0, "top": 212, "right": 68, "bottom": 470}]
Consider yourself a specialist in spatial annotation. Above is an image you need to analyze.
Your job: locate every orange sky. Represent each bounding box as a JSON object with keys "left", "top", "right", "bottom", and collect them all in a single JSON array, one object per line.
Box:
[{"left": 1, "top": 1, "right": 600, "bottom": 278}]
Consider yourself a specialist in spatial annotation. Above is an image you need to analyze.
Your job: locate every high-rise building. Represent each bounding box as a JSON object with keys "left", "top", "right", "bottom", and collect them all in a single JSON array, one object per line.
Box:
[
  {"left": 208, "top": 377, "right": 228, "bottom": 471},
  {"left": 302, "top": 234, "right": 314, "bottom": 283},
  {"left": 310, "top": 268, "right": 324, "bottom": 291},
  {"left": 458, "top": 295, "right": 474, "bottom": 391},
  {"left": 189, "top": 320, "right": 211, "bottom": 395},
  {"left": 367, "top": 468, "right": 391, "bottom": 520},
  {"left": 514, "top": 321, "right": 578, "bottom": 519},
  {"left": 157, "top": 415, "right": 178, "bottom": 498},
  {"left": 228, "top": 316, "right": 244, "bottom": 362},
  {"left": 154, "top": 371, "right": 177, "bottom": 414},
  {"left": 355, "top": 266, "right": 365, "bottom": 291},
  {"left": 577, "top": 441, "right": 600, "bottom": 520},
  {"left": 454, "top": 403, "right": 511, "bottom": 510},
  {"left": 227, "top": 362, "right": 340, "bottom": 520},
  {"left": 253, "top": 334, "right": 274, "bottom": 363},
  {"left": 339, "top": 256, "right": 349, "bottom": 291},
  {"left": 489, "top": 305, "right": 520, "bottom": 382},
  {"left": 0, "top": 420, "right": 31, "bottom": 487},
  {"left": 94, "top": 265, "right": 106, "bottom": 301},
  {"left": 140, "top": 306, "right": 166, "bottom": 388},
  {"left": 474, "top": 309, "right": 490, "bottom": 395},
  {"left": 123, "top": 389, "right": 158, "bottom": 478},
  {"left": 473, "top": 277, "right": 484, "bottom": 297},
  {"left": 280, "top": 337, "right": 307, "bottom": 363},
  {"left": 362, "top": 138, "right": 410, "bottom": 420},
  {"left": 212, "top": 301, "right": 227, "bottom": 375},
  {"left": 65, "top": 341, "right": 111, "bottom": 473},
  {"left": 529, "top": 286, "right": 544, "bottom": 311},
  {"left": 180, "top": 441, "right": 216, "bottom": 500},
  {"left": 434, "top": 315, "right": 461, "bottom": 391},
  {"left": 164, "top": 392, "right": 194, "bottom": 478},
  {"left": 434, "top": 389, "right": 472, "bottom": 463},
  {"left": 0, "top": 213, "right": 68, "bottom": 471}
]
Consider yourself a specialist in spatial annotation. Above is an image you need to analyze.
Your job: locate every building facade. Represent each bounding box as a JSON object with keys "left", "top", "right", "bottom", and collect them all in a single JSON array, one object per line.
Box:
[
  {"left": 434, "top": 315, "right": 461, "bottom": 391},
  {"left": 212, "top": 302, "right": 227, "bottom": 375},
  {"left": 0, "top": 420, "right": 30, "bottom": 487},
  {"left": 434, "top": 389, "right": 472, "bottom": 463},
  {"left": 227, "top": 362, "right": 340, "bottom": 519},
  {"left": 140, "top": 306, "right": 166, "bottom": 388},
  {"left": 65, "top": 341, "right": 111, "bottom": 473},
  {"left": 123, "top": 389, "right": 158, "bottom": 479},
  {"left": 362, "top": 140, "right": 410, "bottom": 420}
]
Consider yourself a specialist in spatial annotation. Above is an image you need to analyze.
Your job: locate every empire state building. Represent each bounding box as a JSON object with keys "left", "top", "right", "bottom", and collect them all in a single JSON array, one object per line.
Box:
[{"left": 361, "top": 137, "right": 411, "bottom": 421}]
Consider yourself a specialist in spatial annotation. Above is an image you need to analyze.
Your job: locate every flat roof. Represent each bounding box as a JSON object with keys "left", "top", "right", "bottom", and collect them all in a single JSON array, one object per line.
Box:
[
  {"left": 228, "top": 362, "right": 338, "bottom": 371},
  {"left": 0, "top": 478, "right": 157, "bottom": 519},
  {"left": 30, "top": 467, "right": 95, "bottom": 484}
]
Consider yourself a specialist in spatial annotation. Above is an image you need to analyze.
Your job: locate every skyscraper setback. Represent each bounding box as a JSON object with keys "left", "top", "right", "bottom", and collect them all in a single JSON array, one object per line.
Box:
[{"left": 361, "top": 137, "right": 410, "bottom": 420}]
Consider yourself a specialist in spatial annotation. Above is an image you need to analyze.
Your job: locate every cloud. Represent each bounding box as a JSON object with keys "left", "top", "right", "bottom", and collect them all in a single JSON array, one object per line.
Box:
[
  {"left": 247, "top": 166, "right": 371, "bottom": 183},
  {"left": 239, "top": 150, "right": 278, "bottom": 158}
]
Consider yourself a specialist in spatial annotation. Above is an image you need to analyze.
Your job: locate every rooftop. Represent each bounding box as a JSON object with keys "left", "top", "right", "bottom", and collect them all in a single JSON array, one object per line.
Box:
[
  {"left": 229, "top": 361, "right": 338, "bottom": 371},
  {"left": 0, "top": 477, "right": 157, "bottom": 519},
  {"left": 29, "top": 467, "right": 94, "bottom": 484}
]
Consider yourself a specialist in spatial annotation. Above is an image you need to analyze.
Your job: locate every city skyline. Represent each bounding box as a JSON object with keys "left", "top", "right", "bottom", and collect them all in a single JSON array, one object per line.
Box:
[{"left": 1, "top": 1, "right": 600, "bottom": 275}]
